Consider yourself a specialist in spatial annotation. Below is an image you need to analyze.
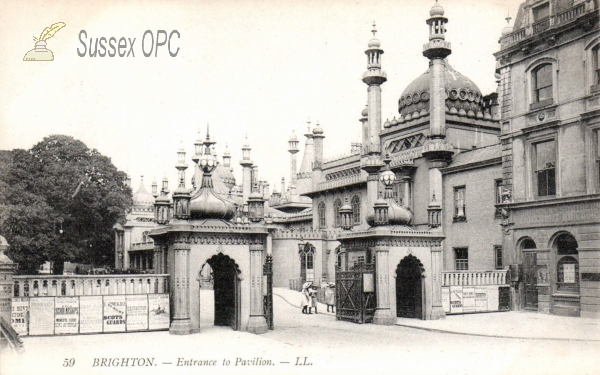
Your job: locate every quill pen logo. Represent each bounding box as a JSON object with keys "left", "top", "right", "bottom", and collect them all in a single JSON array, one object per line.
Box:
[{"left": 23, "top": 22, "right": 66, "bottom": 61}]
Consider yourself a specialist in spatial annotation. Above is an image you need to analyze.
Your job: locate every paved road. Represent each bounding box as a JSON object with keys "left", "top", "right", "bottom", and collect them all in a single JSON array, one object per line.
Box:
[{"left": 2, "top": 291, "right": 599, "bottom": 375}]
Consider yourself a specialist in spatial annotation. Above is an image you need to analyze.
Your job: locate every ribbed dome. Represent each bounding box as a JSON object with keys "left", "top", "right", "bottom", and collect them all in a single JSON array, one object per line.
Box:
[
  {"left": 132, "top": 178, "right": 155, "bottom": 207},
  {"left": 213, "top": 163, "right": 236, "bottom": 191},
  {"left": 398, "top": 61, "right": 483, "bottom": 118}
]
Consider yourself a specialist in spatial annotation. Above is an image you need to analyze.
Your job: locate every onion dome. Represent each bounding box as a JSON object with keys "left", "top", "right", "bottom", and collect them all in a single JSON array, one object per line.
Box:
[
  {"left": 289, "top": 131, "right": 298, "bottom": 142},
  {"left": 390, "top": 117, "right": 398, "bottom": 126},
  {"left": 312, "top": 121, "right": 324, "bottom": 135},
  {"left": 368, "top": 22, "right": 380, "bottom": 48},
  {"left": 398, "top": 60, "right": 483, "bottom": 119},
  {"left": 213, "top": 163, "right": 236, "bottom": 191},
  {"left": 132, "top": 176, "right": 155, "bottom": 207},
  {"left": 361, "top": 105, "right": 369, "bottom": 117},
  {"left": 189, "top": 131, "right": 235, "bottom": 221},
  {"left": 190, "top": 185, "right": 236, "bottom": 220},
  {"left": 383, "top": 118, "right": 391, "bottom": 128},
  {"left": 430, "top": 1, "right": 445, "bottom": 17}
]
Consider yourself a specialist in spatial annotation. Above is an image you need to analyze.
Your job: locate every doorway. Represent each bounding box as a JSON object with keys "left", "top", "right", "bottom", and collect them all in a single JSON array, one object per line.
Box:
[
  {"left": 201, "top": 253, "right": 241, "bottom": 331},
  {"left": 396, "top": 255, "right": 424, "bottom": 319},
  {"left": 521, "top": 238, "right": 538, "bottom": 310}
]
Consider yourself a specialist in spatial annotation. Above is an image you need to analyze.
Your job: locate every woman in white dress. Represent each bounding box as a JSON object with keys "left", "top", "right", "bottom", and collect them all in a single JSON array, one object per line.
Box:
[{"left": 301, "top": 282, "right": 311, "bottom": 314}]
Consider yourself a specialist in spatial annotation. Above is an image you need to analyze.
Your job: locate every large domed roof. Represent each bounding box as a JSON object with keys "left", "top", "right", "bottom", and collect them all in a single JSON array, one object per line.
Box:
[
  {"left": 132, "top": 178, "right": 155, "bottom": 207},
  {"left": 398, "top": 61, "right": 484, "bottom": 120}
]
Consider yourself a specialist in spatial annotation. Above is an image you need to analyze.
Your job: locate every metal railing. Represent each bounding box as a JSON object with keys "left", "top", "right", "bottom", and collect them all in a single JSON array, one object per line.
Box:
[
  {"left": 499, "top": 3, "right": 589, "bottom": 48},
  {"left": 442, "top": 270, "right": 508, "bottom": 287},
  {"left": 13, "top": 274, "right": 170, "bottom": 297}
]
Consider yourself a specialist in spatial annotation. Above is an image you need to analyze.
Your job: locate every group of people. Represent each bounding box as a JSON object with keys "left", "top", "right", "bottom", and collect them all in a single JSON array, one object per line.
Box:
[{"left": 300, "top": 282, "right": 335, "bottom": 314}]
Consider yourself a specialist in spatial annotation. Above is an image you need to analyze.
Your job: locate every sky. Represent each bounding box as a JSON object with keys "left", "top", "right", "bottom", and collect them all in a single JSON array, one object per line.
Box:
[{"left": 0, "top": 0, "right": 524, "bottom": 194}]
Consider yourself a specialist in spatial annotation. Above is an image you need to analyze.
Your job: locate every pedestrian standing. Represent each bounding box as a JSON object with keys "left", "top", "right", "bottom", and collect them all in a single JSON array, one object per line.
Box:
[
  {"left": 300, "top": 282, "right": 311, "bottom": 314},
  {"left": 309, "top": 286, "right": 318, "bottom": 314},
  {"left": 325, "top": 282, "right": 335, "bottom": 313}
]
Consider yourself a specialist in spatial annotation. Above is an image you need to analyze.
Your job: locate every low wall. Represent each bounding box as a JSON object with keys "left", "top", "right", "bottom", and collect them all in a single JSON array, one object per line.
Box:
[{"left": 10, "top": 274, "right": 170, "bottom": 337}]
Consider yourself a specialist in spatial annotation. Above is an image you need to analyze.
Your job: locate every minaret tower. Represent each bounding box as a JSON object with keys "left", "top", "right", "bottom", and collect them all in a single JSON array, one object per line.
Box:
[
  {"left": 288, "top": 131, "right": 299, "bottom": 198},
  {"left": 172, "top": 142, "right": 191, "bottom": 220},
  {"left": 223, "top": 143, "right": 231, "bottom": 168},
  {"left": 361, "top": 22, "right": 387, "bottom": 211},
  {"left": 240, "top": 135, "right": 254, "bottom": 208},
  {"left": 421, "top": 1, "right": 454, "bottom": 230}
]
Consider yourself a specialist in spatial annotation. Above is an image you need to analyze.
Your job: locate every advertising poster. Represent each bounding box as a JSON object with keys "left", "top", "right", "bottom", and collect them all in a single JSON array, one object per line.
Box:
[
  {"left": 487, "top": 286, "right": 500, "bottom": 311},
  {"left": 148, "top": 294, "right": 170, "bottom": 330},
  {"left": 441, "top": 287, "right": 450, "bottom": 313},
  {"left": 563, "top": 263, "right": 576, "bottom": 283},
  {"left": 449, "top": 286, "right": 463, "bottom": 314},
  {"left": 79, "top": 296, "right": 103, "bottom": 333},
  {"left": 54, "top": 296, "right": 79, "bottom": 334},
  {"left": 126, "top": 295, "right": 148, "bottom": 331},
  {"left": 0, "top": 283, "right": 12, "bottom": 318},
  {"left": 29, "top": 297, "right": 55, "bottom": 335},
  {"left": 475, "top": 287, "right": 488, "bottom": 312},
  {"left": 103, "top": 295, "right": 126, "bottom": 332},
  {"left": 11, "top": 297, "right": 29, "bottom": 336},
  {"left": 462, "top": 287, "right": 476, "bottom": 313}
]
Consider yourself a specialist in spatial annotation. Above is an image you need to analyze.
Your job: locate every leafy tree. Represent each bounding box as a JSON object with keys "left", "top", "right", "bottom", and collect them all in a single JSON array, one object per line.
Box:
[{"left": 0, "top": 135, "right": 132, "bottom": 274}]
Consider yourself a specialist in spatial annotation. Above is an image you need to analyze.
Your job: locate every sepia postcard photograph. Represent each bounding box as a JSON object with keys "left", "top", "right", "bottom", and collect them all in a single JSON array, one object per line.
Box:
[{"left": 0, "top": 0, "right": 599, "bottom": 374}]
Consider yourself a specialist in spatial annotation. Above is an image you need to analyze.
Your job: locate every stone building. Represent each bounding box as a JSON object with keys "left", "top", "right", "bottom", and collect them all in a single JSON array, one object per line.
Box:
[
  {"left": 494, "top": 0, "right": 600, "bottom": 317},
  {"left": 113, "top": 176, "right": 161, "bottom": 272},
  {"left": 115, "top": 1, "right": 600, "bottom": 324}
]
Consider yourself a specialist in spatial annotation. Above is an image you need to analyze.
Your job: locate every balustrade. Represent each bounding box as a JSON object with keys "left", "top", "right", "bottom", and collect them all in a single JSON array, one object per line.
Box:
[
  {"left": 442, "top": 270, "right": 508, "bottom": 287},
  {"left": 13, "top": 274, "right": 170, "bottom": 297}
]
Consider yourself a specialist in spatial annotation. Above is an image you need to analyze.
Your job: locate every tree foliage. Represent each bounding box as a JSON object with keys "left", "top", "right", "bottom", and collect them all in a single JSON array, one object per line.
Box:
[{"left": 0, "top": 135, "right": 132, "bottom": 274}]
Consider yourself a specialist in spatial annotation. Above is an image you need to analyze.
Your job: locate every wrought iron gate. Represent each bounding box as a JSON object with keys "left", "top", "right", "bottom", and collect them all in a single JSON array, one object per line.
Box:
[
  {"left": 335, "top": 262, "right": 376, "bottom": 324},
  {"left": 263, "top": 255, "right": 274, "bottom": 330}
]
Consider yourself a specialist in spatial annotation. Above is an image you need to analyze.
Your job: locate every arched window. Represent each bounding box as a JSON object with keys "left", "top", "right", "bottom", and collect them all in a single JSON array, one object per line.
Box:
[
  {"left": 555, "top": 233, "right": 579, "bottom": 294},
  {"left": 333, "top": 199, "right": 342, "bottom": 227},
  {"left": 318, "top": 202, "right": 326, "bottom": 228},
  {"left": 299, "top": 244, "right": 315, "bottom": 283},
  {"left": 351, "top": 195, "right": 361, "bottom": 225},
  {"left": 532, "top": 63, "right": 553, "bottom": 104},
  {"left": 593, "top": 44, "right": 600, "bottom": 86},
  {"left": 142, "top": 231, "right": 150, "bottom": 243}
]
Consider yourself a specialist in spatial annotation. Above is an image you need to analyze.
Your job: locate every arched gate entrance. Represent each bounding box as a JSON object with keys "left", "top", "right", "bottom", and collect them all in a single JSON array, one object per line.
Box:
[
  {"left": 396, "top": 255, "right": 425, "bottom": 319},
  {"left": 203, "top": 253, "right": 241, "bottom": 330}
]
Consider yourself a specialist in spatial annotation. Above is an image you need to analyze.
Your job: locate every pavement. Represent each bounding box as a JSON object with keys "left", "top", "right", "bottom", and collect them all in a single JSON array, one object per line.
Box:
[
  {"left": 1, "top": 289, "right": 599, "bottom": 375},
  {"left": 273, "top": 287, "right": 600, "bottom": 342}
]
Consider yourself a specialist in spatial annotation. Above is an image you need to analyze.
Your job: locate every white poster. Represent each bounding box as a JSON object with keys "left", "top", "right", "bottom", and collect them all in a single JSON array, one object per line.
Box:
[
  {"left": 475, "top": 287, "right": 488, "bottom": 312},
  {"left": 0, "top": 283, "right": 12, "bottom": 319},
  {"left": 449, "top": 286, "right": 463, "bottom": 314},
  {"left": 54, "top": 296, "right": 79, "bottom": 334},
  {"left": 29, "top": 297, "right": 55, "bottom": 336},
  {"left": 563, "top": 263, "right": 576, "bottom": 283},
  {"left": 11, "top": 297, "right": 29, "bottom": 336},
  {"left": 126, "top": 295, "right": 148, "bottom": 331},
  {"left": 148, "top": 294, "right": 170, "bottom": 330},
  {"left": 441, "top": 287, "right": 450, "bottom": 313},
  {"left": 79, "top": 296, "right": 103, "bottom": 334},
  {"left": 487, "top": 286, "right": 500, "bottom": 312},
  {"left": 103, "top": 295, "right": 126, "bottom": 332},
  {"left": 462, "top": 287, "right": 476, "bottom": 313}
]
